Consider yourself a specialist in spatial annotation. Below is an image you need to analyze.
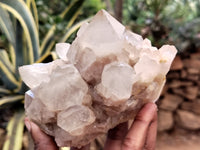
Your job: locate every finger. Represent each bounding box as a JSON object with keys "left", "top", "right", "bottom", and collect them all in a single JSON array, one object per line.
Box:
[
  {"left": 122, "top": 103, "right": 157, "bottom": 150},
  {"left": 24, "top": 118, "right": 59, "bottom": 150},
  {"left": 104, "top": 122, "right": 128, "bottom": 150},
  {"left": 144, "top": 111, "right": 157, "bottom": 150},
  {"left": 70, "top": 144, "right": 90, "bottom": 150}
]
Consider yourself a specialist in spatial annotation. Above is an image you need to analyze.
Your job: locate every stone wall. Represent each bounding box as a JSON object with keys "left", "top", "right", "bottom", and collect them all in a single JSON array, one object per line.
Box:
[{"left": 157, "top": 51, "right": 200, "bottom": 132}]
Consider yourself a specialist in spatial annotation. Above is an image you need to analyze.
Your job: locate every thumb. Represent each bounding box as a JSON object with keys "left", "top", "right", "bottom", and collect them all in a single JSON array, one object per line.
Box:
[{"left": 25, "top": 118, "right": 59, "bottom": 150}]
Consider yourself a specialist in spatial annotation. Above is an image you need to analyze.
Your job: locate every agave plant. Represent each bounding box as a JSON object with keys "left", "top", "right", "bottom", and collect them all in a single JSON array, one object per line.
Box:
[{"left": 0, "top": 0, "right": 92, "bottom": 149}]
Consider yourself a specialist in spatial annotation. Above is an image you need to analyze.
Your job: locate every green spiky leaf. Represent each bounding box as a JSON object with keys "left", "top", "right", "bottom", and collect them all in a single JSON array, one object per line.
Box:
[
  {"left": 0, "top": 0, "right": 39, "bottom": 64},
  {"left": 3, "top": 109, "right": 25, "bottom": 150}
]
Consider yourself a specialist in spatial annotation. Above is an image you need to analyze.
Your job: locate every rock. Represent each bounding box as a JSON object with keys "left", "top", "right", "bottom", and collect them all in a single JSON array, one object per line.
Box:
[
  {"left": 167, "top": 72, "right": 180, "bottom": 79},
  {"left": 187, "top": 74, "right": 199, "bottom": 81},
  {"left": 170, "top": 56, "right": 183, "bottom": 70},
  {"left": 185, "top": 86, "right": 199, "bottom": 100},
  {"left": 180, "top": 69, "right": 187, "bottom": 79},
  {"left": 168, "top": 80, "right": 193, "bottom": 88},
  {"left": 187, "top": 68, "right": 199, "bottom": 74},
  {"left": 173, "top": 86, "right": 198, "bottom": 100},
  {"left": 172, "top": 88, "right": 185, "bottom": 97},
  {"left": 19, "top": 9, "right": 177, "bottom": 148},
  {"left": 158, "top": 110, "right": 174, "bottom": 131},
  {"left": 181, "top": 101, "right": 200, "bottom": 115},
  {"left": 183, "top": 59, "right": 200, "bottom": 69},
  {"left": 190, "top": 52, "right": 200, "bottom": 59},
  {"left": 176, "top": 110, "right": 200, "bottom": 130},
  {"left": 160, "top": 94, "right": 183, "bottom": 111},
  {"left": 161, "top": 84, "right": 168, "bottom": 96}
]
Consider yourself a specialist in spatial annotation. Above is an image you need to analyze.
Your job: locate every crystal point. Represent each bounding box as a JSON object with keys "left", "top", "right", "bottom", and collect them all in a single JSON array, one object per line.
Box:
[{"left": 19, "top": 9, "right": 177, "bottom": 148}]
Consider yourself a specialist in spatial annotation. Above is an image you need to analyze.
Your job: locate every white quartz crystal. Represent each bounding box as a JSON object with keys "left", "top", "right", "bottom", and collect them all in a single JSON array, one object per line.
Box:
[
  {"left": 57, "top": 105, "right": 95, "bottom": 136},
  {"left": 96, "top": 62, "right": 136, "bottom": 106},
  {"left": 32, "top": 63, "right": 89, "bottom": 111},
  {"left": 19, "top": 9, "right": 177, "bottom": 148},
  {"left": 67, "top": 10, "right": 129, "bottom": 83},
  {"left": 56, "top": 43, "right": 70, "bottom": 61}
]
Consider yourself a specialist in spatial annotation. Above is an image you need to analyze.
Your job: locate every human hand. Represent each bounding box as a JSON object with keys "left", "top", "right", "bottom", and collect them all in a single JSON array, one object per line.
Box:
[
  {"left": 104, "top": 103, "right": 157, "bottom": 150},
  {"left": 25, "top": 103, "right": 157, "bottom": 150}
]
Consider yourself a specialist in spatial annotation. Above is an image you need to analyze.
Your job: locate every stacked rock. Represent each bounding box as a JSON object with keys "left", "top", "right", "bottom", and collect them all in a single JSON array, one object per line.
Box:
[{"left": 158, "top": 51, "right": 200, "bottom": 131}]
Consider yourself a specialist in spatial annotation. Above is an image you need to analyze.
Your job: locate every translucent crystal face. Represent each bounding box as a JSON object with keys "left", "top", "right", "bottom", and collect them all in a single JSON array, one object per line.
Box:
[
  {"left": 19, "top": 9, "right": 177, "bottom": 148},
  {"left": 57, "top": 105, "right": 95, "bottom": 136},
  {"left": 32, "top": 64, "right": 89, "bottom": 111},
  {"left": 96, "top": 62, "right": 136, "bottom": 106},
  {"left": 55, "top": 43, "right": 70, "bottom": 61}
]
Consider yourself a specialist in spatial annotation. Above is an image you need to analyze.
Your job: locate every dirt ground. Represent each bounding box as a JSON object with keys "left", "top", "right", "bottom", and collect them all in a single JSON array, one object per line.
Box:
[{"left": 156, "top": 129, "right": 200, "bottom": 150}]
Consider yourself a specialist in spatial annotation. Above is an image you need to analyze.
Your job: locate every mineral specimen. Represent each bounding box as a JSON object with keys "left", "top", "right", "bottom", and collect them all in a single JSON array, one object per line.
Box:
[{"left": 19, "top": 9, "right": 177, "bottom": 148}]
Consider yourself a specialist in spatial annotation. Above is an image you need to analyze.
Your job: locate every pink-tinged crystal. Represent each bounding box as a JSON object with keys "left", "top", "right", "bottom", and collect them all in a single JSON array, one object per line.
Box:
[{"left": 19, "top": 9, "right": 177, "bottom": 148}]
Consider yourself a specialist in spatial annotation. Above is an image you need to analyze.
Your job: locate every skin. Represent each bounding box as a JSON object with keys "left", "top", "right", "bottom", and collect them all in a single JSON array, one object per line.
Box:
[{"left": 24, "top": 103, "right": 157, "bottom": 150}]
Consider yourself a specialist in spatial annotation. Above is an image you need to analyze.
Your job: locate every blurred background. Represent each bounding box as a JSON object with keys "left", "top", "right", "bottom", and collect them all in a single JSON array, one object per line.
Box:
[{"left": 0, "top": 0, "right": 199, "bottom": 150}]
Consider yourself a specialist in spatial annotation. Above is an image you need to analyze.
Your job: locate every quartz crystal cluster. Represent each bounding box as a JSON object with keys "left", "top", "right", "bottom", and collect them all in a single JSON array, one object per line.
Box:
[{"left": 19, "top": 10, "right": 177, "bottom": 148}]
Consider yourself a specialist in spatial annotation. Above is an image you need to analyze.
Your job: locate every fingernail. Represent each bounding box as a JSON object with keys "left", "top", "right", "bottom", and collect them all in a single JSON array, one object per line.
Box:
[{"left": 24, "top": 118, "right": 32, "bottom": 132}]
